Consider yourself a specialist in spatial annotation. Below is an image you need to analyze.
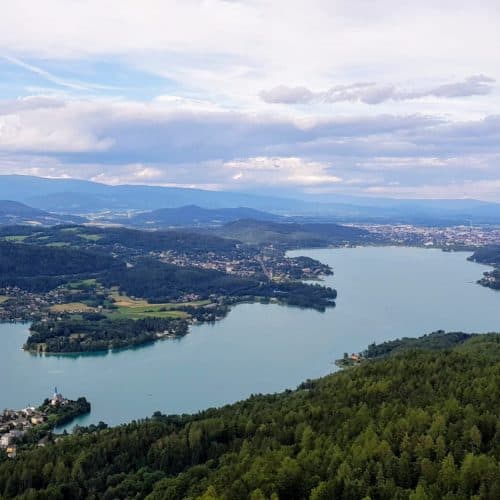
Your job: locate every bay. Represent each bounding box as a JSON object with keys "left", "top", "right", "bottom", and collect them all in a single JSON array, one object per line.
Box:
[{"left": 1, "top": 246, "right": 499, "bottom": 428}]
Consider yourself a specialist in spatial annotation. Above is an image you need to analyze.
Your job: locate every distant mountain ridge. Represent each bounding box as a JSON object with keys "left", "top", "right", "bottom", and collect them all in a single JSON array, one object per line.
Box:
[
  {"left": 0, "top": 200, "right": 85, "bottom": 226},
  {"left": 0, "top": 175, "right": 304, "bottom": 214},
  {"left": 125, "top": 205, "right": 283, "bottom": 228},
  {"left": 2, "top": 174, "right": 500, "bottom": 224},
  {"left": 212, "top": 219, "right": 373, "bottom": 247}
]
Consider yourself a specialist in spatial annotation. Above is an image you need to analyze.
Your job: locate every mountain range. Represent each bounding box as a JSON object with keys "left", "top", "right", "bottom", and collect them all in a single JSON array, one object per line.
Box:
[
  {"left": 0, "top": 200, "right": 85, "bottom": 226},
  {"left": 211, "top": 219, "right": 372, "bottom": 247},
  {"left": 2, "top": 174, "right": 500, "bottom": 224},
  {"left": 123, "top": 205, "right": 283, "bottom": 228}
]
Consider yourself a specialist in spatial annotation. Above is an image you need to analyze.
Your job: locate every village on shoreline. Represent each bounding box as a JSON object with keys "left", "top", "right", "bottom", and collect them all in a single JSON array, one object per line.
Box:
[{"left": 0, "top": 389, "right": 90, "bottom": 459}]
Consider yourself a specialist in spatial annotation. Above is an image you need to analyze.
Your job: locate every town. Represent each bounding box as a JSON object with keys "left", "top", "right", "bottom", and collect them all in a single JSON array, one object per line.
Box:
[
  {"left": 154, "top": 246, "right": 332, "bottom": 281},
  {"left": 0, "top": 389, "right": 90, "bottom": 459},
  {"left": 352, "top": 223, "right": 500, "bottom": 249},
  {"left": 0, "top": 245, "right": 333, "bottom": 324}
]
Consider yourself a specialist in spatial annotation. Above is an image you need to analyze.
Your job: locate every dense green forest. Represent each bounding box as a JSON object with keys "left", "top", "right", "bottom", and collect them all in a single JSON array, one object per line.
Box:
[
  {"left": 468, "top": 247, "right": 500, "bottom": 290},
  {"left": 213, "top": 219, "right": 373, "bottom": 248},
  {"left": 25, "top": 316, "right": 189, "bottom": 353},
  {"left": 0, "top": 241, "right": 119, "bottom": 292},
  {"left": 0, "top": 229, "right": 336, "bottom": 309},
  {"left": 38, "top": 397, "right": 91, "bottom": 429},
  {"left": 469, "top": 246, "right": 500, "bottom": 266},
  {"left": 1, "top": 332, "right": 499, "bottom": 499},
  {"left": 0, "top": 225, "right": 240, "bottom": 255},
  {"left": 101, "top": 259, "right": 337, "bottom": 309},
  {"left": 362, "top": 330, "right": 474, "bottom": 359}
]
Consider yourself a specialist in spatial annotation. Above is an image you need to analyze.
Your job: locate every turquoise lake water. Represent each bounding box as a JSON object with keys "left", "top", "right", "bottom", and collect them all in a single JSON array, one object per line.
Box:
[{"left": 1, "top": 246, "right": 499, "bottom": 428}]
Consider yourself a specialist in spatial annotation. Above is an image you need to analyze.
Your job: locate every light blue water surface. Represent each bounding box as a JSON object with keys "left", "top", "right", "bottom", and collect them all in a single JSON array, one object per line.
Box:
[{"left": 1, "top": 246, "right": 499, "bottom": 428}]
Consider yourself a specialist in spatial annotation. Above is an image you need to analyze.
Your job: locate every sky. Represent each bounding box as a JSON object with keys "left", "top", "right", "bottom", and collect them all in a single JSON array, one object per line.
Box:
[{"left": 0, "top": 0, "right": 500, "bottom": 201}]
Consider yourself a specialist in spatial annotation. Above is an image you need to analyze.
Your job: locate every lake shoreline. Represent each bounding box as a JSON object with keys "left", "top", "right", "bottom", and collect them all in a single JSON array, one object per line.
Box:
[{"left": 2, "top": 246, "right": 500, "bottom": 429}]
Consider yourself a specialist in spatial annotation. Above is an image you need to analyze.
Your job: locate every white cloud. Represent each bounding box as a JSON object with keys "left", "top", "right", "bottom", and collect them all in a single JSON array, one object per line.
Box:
[
  {"left": 224, "top": 156, "right": 342, "bottom": 186},
  {"left": 0, "top": 1, "right": 499, "bottom": 199},
  {"left": 2, "top": 56, "right": 115, "bottom": 92},
  {"left": 1, "top": 94, "right": 500, "bottom": 198},
  {"left": 0, "top": 98, "right": 113, "bottom": 152},
  {"left": 0, "top": 1, "right": 499, "bottom": 111},
  {"left": 260, "top": 76, "right": 496, "bottom": 105},
  {"left": 363, "top": 179, "right": 500, "bottom": 201}
]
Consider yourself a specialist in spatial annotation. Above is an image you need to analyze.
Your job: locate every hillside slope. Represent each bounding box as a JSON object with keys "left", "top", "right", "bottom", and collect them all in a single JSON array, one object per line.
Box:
[
  {"left": 126, "top": 205, "right": 283, "bottom": 228},
  {"left": 0, "top": 200, "right": 84, "bottom": 226},
  {"left": 214, "top": 219, "right": 373, "bottom": 247},
  {"left": 1, "top": 333, "right": 499, "bottom": 499},
  {"left": 3, "top": 175, "right": 500, "bottom": 223}
]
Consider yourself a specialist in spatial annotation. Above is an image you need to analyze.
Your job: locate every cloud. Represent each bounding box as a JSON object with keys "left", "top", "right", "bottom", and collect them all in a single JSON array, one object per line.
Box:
[
  {"left": 224, "top": 156, "right": 342, "bottom": 186},
  {"left": 0, "top": 98, "right": 113, "bottom": 152},
  {"left": 260, "top": 75, "right": 496, "bottom": 105},
  {"left": 1, "top": 94, "right": 500, "bottom": 199},
  {"left": 0, "top": 1, "right": 498, "bottom": 200},
  {"left": 0, "top": 95, "right": 442, "bottom": 158},
  {"left": 0, "top": 1, "right": 498, "bottom": 112},
  {"left": 258, "top": 86, "right": 316, "bottom": 105},
  {"left": 414, "top": 75, "right": 495, "bottom": 99},
  {"left": 362, "top": 179, "right": 500, "bottom": 201},
  {"left": 2, "top": 56, "right": 117, "bottom": 92}
]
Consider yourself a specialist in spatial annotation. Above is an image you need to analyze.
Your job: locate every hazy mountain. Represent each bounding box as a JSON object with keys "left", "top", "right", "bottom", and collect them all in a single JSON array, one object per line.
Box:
[
  {"left": 124, "top": 205, "right": 283, "bottom": 228},
  {"left": 0, "top": 200, "right": 85, "bottom": 226},
  {"left": 0, "top": 175, "right": 306, "bottom": 214},
  {"left": 213, "top": 219, "right": 373, "bottom": 247},
  {"left": 2, "top": 174, "right": 500, "bottom": 224}
]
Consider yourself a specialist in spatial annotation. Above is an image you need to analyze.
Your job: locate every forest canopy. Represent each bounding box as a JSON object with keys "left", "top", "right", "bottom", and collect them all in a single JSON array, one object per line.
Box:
[{"left": 1, "top": 332, "right": 499, "bottom": 499}]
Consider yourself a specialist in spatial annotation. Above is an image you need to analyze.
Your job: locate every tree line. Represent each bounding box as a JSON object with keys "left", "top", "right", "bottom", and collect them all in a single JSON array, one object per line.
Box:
[
  {"left": 25, "top": 316, "right": 189, "bottom": 353},
  {"left": 1, "top": 332, "right": 499, "bottom": 498}
]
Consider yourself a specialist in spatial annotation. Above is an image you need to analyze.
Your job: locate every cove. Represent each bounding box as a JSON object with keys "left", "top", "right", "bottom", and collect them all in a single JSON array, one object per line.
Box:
[{"left": 1, "top": 246, "right": 500, "bottom": 429}]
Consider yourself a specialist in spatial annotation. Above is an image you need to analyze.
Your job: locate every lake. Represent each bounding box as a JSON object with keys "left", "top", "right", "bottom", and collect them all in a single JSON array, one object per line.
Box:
[{"left": 1, "top": 246, "right": 500, "bottom": 428}]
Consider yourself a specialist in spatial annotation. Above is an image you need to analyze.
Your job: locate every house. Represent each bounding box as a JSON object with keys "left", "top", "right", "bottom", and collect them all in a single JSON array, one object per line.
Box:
[
  {"left": 0, "top": 434, "right": 12, "bottom": 448},
  {"left": 0, "top": 429, "right": 24, "bottom": 448}
]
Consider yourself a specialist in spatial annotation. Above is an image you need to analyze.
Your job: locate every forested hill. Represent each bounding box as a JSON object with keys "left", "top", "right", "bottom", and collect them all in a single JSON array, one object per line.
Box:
[
  {"left": 469, "top": 246, "right": 500, "bottom": 266},
  {"left": 0, "top": 225, "right": 240, "bottom": 254},
  {"left": 0, "top": 233, "right": 337, "bottom": 308},
  {"left": 0, "top": 240, "right": 119, "bottom": 291},
  {"left": 1, "top": 332, "right": 499, "bottom": 499},
  {"left": 0, "top": 200, "right": 84, "bottom": 226},
  {"left": 126, "top": 205, "right": 283, "bottom": 228},
  {"left": 468, "top": 247, "right": 500, "bottom": 290},
  {"left": 213, "top": 219, "right": 373, "bottom": 247}
]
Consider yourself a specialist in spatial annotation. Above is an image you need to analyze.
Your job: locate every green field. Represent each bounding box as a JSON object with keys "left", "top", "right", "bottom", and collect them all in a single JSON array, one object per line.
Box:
[
  {"left": 68, "top": 278, "right": 98, "bottom": 289},
  {"left": 0, "top": 296, "right": 9, "bottom": 304},
  {"left": 78, "top": 233, "right": 102, "bottom": 241},
  {"left": 107, "top": 291, "right": 209, "bottom": 320},
  {"left": 109, "top": 307, "right": 189, "bottom": 320},
  {"left": 46, "top": 241, "right": 70, "bottom": 247},
  {"left": 50, "top": 302, "right": 95, "bottom": 313},
  {"left": 3, "top": 235, "right": 28, "bottom": 242}
]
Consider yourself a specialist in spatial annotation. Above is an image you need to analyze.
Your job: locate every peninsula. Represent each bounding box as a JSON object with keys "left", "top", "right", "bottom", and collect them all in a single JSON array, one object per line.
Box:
[{"left": 0, "top": 389, "right": 90, "bottom": 459}]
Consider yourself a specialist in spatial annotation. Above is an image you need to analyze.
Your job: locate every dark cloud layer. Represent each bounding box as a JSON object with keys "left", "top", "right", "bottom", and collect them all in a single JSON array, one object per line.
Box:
[{"left": 1, "top": 96, "right": 500, "bottom": 199}]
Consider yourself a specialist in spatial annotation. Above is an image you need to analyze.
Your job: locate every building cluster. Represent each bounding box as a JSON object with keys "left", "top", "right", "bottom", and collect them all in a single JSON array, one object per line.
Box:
[
  {"left": 0, "top": 407, "right": 43, "bottom": 458},
  {"left": 156, "top": 247, "right": 331, "bottom": 281},
  {"left": 355, "top": 224, "right": 500, "bottom": 248},
  {"left": 0, "top": 390, "right": 68, "bottom": 458},
  {"left": 156, "top": 249, "right": 262, "bottom": 277},
  {"left": 0, "top": 286, "right": 77, "bottom": 321}
]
